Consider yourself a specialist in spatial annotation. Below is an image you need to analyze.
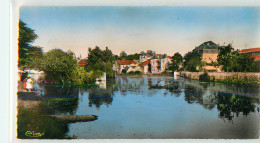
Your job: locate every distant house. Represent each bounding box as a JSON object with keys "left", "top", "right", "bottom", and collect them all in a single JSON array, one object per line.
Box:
[
  {"left": 240, "top": 48, "right": 260, "bottom": 71},
  {"left": 150, "top": 55, "right": 171, "bottom": 74},
  {"left": 113, "top": 59, "right": 135, "bottom": 74},
  {"left": 78, "top": 60, "right": 88, "bottom": 66},
  {"left": 194, "top": 41, "right": 222, "bottom": 72},
  {"left": 139, "top": 60, "right": 151, "bottom": 74},
  {"left": 127, "top": 63, "right": 143, "bottom": 73},
  {"left": 240, "top": 48, "right": 260, "bottom": 59},
  {"left": 194, "top": 41, "right": 220, "bottom": 63}
]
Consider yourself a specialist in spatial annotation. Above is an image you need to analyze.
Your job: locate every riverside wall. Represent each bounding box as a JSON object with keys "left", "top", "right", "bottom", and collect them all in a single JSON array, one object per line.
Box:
[{"left": 180, "top": 71, "right": 260, "bottom": 82}]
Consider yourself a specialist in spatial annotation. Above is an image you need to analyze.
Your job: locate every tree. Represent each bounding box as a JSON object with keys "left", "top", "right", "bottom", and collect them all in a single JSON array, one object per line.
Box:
[
  {"left": 42, "top": 49, "right": 77, "bottom": 84},
  {"left": 125, "top": 53, "right": 140, "bottom": 61},
  {"left": 86, "top": 46, "right": 116, "bottom": 78},
  {"left": 18, "top": 20, "right": 43, "bottom": 68},
  {"left": 217, "top": 45, "right": 256, "bottom": 72},
  {"left": 183, "top": 51, "right": 205, "bottom": 72},
  {"left": 119, "top": 51, "right": 127, "bottom": 59},
  {"left": 170, "top": 52, "right": 183, "bottom": 72}
]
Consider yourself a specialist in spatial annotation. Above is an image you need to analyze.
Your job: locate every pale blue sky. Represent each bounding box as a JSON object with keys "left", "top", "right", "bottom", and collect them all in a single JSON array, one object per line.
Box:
[{"left": 20, "top": 6, "right": 260, "bottom": 58}]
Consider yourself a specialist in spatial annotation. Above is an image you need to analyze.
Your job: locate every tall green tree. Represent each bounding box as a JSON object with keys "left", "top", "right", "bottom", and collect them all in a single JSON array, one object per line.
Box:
[
  {"left": 86, "top": 46, "right": 116, "bottom": 78},
  {"left": 42, "top": 49, "right": 77, "bottom": 84},
  {"left": 183, "top": 51, "right": 205, "bottom": 72},
  {"left": 170, "top": 52, "right": 183, "bottom": 72},
  {"left": 18, "top": 20, "right": 43, "bottom": 68},
  {"left": 217, "top": 45, "right": 256, "bottom": 72}
]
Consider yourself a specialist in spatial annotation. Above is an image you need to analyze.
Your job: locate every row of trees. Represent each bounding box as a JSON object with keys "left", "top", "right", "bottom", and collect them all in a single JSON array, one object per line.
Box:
[{"left": 18, "top": 20, "right": 116, "bottom": 84}]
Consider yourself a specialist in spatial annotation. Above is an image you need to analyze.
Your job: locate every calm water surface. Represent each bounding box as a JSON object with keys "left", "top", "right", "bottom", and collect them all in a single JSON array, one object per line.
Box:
[{"left": 18, "top": 76, "right": 259, "bottom": 139}]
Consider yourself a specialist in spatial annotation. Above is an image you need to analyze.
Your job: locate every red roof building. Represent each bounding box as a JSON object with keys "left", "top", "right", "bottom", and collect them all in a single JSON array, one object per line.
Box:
[
  {"left": 139, "top": 60, "right": 150, "bottom": 66},
  {"left": 250, "top": 55, "right": 260, "bottom": 61},
  {"left": 240, "top": 48, "right": 260, "bottom": 61},
  {"left": 117, "top": 59, "right": 135, "bottom": 65},
  {"left": 78, "top": 60, "right": 88, "bottom": 66},
  {"left": 240, "top": 48, "right": 260, "bottom": 53}
]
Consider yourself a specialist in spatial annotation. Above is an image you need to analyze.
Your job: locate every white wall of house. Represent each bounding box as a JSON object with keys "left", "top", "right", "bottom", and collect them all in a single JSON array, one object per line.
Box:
[
  {"left": 151, "top": 58, "right": 170, "bottom": 74},
  {"left": 143, "top": 65, "right": 149, "bottom": 74}
]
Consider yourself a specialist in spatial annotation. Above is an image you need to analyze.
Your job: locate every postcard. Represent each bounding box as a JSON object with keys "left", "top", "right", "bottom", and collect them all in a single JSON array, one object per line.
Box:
[{"left": 10, "top": 0, "right": 260, "bottom": 142}]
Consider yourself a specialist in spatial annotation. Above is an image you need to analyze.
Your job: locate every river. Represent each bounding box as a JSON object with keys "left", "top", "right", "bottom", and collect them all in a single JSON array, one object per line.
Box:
[{"left": 17, "top": 76, "right": 259, "bottom": 139}]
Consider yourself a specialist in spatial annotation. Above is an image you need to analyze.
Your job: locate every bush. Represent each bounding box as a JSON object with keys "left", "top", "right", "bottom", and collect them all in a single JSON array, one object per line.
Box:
[{"left": 134, "top": 71, "right": 142, "bottom": 74}]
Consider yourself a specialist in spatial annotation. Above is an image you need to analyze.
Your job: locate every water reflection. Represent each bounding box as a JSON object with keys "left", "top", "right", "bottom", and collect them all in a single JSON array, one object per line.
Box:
[
  {"left": 88, "top": 88, "right": 113, "bottom": 109},
  {"left": 217, "top": 93, "right": 258, "bottom": 121},
  {"left": 18, "top": 76, "right": 260, "bottom": 139},
  {"left": 17, "top": 86, "right": 81, "bottom": 139},
  {"left": 182, "top": 80, "right": 259, "bottom": 120}
]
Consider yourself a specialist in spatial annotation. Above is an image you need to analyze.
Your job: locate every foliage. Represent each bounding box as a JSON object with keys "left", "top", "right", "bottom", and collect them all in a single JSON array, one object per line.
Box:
[
  {"left": 217, "top": 45, "right": 256, "bottom": 72},
  {"left": 70, "top": 66, "right": 94, "bottom": 84},
  {"left": 18, "top": 20, "right": 43, "bottom": 69},
  {"left": 169, "top": 52, "right": 183, "bottom": 72},
  {"left": 42, "top": 49, "right": 77, "bottom": 84},
  {"left": 119, "top": 51, "right": 127, "bottom": 59},
  {"left": 218, "top": 44, "right": 234, "bottom": 57},
  {"left": 124, "top": 53, "right": 140, "bottom": 60},
  {"left": 86, "top": 46, "right": 116, "bottom": 78},
  {"left": 127, "top": 71, "right": 142, "bottom": 75},
  {"left": 183, "top": 51, "right": 205, "bottom": 72}
]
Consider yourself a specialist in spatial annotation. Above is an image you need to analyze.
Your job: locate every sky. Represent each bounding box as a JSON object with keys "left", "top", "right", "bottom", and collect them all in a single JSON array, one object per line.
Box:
[{"left": 20, "top": 6, "right": 260, "bottom": 58}]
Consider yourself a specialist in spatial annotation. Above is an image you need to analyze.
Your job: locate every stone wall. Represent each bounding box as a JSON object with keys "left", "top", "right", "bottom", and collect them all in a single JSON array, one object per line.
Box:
[{"left": 180, "top": 71, "right": 260, "bottom": 81}]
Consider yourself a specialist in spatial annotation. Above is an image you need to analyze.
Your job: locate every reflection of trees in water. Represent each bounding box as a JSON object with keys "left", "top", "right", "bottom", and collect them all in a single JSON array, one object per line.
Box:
[
  {"left": 167, "top": 83, "right": 183, "bottom": 97},
  {"left": 183, "top": 81, "right": 259, "bottom": 120},
  {"left": 17, "top": 102, "right": 75, "bottom": 139},
  {"left": 88, "top": 88, "right": 113, "bottom": 109},
  {"left": 41, "top": 86, "right": 80, "bottom": 97},
  {"left": 217, "top": 93, "right": 258, "bottom": 121},
  {"left": 40, "top": 86, "right": 80, "bottom": 114},
  {"left": 18, "top": 86, "right": 80, "bottom": 139},
  {"left": 41, "top": 98, "right": 79, "bottom": 115}
]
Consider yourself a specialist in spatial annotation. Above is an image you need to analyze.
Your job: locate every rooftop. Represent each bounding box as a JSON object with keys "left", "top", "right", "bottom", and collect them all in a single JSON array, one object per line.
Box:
[
  {"left": 250, "top": 55, "right": 260, "bottom": 61},
  {"left": 139, "top": 60, "right": 150, "bottom": 66},
  {"left": 78, "top": 60, "right": 88, "bottom": 66},
  {"left": 195, "top": 41, "right": 220, "bottom": 51},
  {"left": 117, "top": 59, "right": 135, "bottom": 65},
  {"left": 240, "top": 48, "right": 260, "bottom": 53}
]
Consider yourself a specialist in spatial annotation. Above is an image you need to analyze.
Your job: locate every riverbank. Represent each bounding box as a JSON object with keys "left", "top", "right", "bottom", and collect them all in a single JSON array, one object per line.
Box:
[
  {"left": 180, "top": 71, "right": 260, "bottom": 84},
  {"left": 116, "top": 72, "right": 173, "bottom": 77}
]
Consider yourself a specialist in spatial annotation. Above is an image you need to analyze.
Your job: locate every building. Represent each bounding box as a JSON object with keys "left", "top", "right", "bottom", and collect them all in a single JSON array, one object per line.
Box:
[
  {"left": 240, "top": 48, "right": 260, "bottom": 71},
  {"left": 113, "top": 59, "right": 135, "bottom": 74},
  {"left": 240, "top": 48, "right": 260, "bottom": 57},
  {"left": 194, "top": 41, "right": 220, "bottom": 63},
  {"left": 194, "top": 41, "right": 222, "bottom": 72},
  {"left": 139, "top": 60, "right": 151, "bottom": 74},
  {"left": 150, "top": 55, "right": 171, "bottom": 74}
]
